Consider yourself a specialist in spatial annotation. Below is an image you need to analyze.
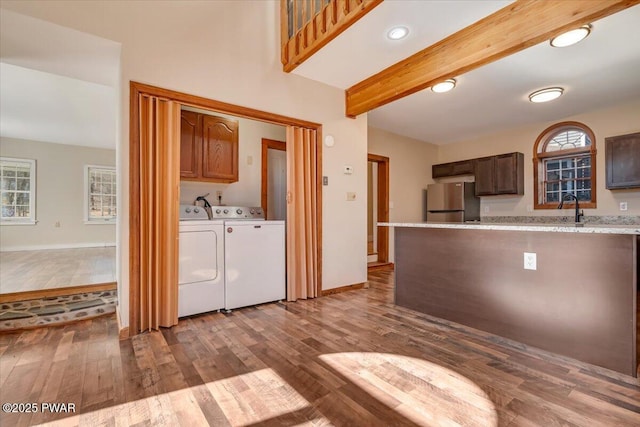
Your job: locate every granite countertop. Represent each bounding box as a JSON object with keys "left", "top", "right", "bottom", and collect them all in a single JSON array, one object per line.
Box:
[{"left": 378, "top": 222, "right": 640, "bottom": 235}]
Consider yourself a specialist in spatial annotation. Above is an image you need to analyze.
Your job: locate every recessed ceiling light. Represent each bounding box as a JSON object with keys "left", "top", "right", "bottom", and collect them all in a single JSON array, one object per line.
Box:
[
  {"left": 431, "top": 79, "right": 456, "bottom": 93},
  {"left": 529, "top": 87, "right": 564, "bottom": 103},
  {"left": 387, "top": 26, "right": 409, "bottom": 40},
  {"left": 550, "top": 25, "right": 591, "bottom": 47}
]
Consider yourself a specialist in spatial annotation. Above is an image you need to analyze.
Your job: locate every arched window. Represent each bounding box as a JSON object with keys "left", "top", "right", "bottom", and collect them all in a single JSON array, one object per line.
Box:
[{"left": 533, "top": 121, "right": 596, "bottom": 210}]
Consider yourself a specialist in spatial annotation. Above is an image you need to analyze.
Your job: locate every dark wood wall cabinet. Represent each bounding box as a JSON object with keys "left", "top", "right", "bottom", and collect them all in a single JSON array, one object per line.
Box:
[
  {"left": 606, "top": 132, "right": 640, "bottom": 189},
  {"left": 474, "top": 152, "right": 524, "bottom": 196},
  {"left": 180, "top": 110, "right": 239, "bottom": 183},
  {"left": 432, "top": 159, "right": 474, "bottom": 178},
  {"left": 432, "top": 152, "right": 524, "bottom": 196}
]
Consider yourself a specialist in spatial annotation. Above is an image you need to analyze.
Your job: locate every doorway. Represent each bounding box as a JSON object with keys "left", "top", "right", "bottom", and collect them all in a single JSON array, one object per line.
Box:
[
  {"left": 367, "top": 154, "right": 389, "bottom": 267},
  {"left": 261, "top": 138, "right": 286, "bottom": 220},
  {"left": 129, "top": 82, "right": 323, "bottom": 335}
]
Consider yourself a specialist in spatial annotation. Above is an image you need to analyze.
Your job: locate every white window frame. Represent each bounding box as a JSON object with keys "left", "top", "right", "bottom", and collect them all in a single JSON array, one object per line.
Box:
[
  {"left": 84, "top": 165, "right": 117, "bottom": 224},
  {"left": 0, "top": 157, "right": 37, "bottom": 225}
]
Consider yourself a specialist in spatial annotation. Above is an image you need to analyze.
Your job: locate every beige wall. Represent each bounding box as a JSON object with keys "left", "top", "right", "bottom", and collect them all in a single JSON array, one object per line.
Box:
[
  {"left": 0, "top": 137, "right": 116, "bottom": 250},
  {"left": 368, "top": 126, "right": 439, "bottom": 261},
  {"left": 437, "top": 99, "right": 640, "bottom": 217},
  {"left": 2, "top": 1, "right": 369, "bottom": 326},
  {"left": 179, "top": 109, "right": 286, "bottom": 207}
]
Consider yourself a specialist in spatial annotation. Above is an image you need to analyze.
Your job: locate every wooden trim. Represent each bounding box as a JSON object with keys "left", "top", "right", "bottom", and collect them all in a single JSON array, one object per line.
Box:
[
  {"left": 282, "top": 0, "right": 383, "bottom": 72},
  {"left": 368, "top": 153, "right": 389, "bottom": 263},
  {"left": 367, "top": 262, "right": 394, "bottom": 272},
  {"left": 533, "top": 121, "right": 597, "bottom": 210},
  {"left": 129, "top": 81, "right": 323, "bottom": 335},
  {"left": 261, "top": 138, "right": 286, "bottom": 219},
  {"left": 0, "top": 282, "right": 116, "bottom": 304},
  {"left": 321, "top": 282, "right": 365, "bottom": 296},
  {"left": 116, "top": 308, "right": 129, "bottom": 340},
  {"left": 345, "top": 0, "right": 640, "bottom": 117}
]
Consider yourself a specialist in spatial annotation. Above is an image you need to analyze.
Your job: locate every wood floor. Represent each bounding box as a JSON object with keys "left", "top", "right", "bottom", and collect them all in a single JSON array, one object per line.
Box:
[
  {"left": 1, "top": 270, "right": 639, "bottom": 426},
  {"left": 0, "top": 247, "right": 116, "bottom": 294}
]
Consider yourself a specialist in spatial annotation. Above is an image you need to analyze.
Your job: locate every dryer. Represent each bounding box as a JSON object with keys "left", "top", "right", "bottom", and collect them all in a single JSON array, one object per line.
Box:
[{"left": 178, "top": 205, "right": 224, "bottom": 317}]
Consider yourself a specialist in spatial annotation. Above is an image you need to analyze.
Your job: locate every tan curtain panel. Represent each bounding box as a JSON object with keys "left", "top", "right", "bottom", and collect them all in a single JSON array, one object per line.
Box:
[
  {"left": 286, "top": 126, "right": 318, "bottom": 301},
  {"left": 138, "top": 94, "right": 180, "bottom": 331}
]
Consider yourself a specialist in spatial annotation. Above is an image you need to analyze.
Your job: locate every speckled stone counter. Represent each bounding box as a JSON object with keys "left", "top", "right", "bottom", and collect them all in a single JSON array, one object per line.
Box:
[{"left": 379, "top": 222, "right": 640, "bottom": 235}]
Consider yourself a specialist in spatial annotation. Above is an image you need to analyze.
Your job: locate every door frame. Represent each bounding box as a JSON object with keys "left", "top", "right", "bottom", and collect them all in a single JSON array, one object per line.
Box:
[
  {"left": 261, "top": 138, "right": 286, "bottom": 219},
  {"left": 367, "top": 153, "right": 389, "bottom": 263},
  {"left": 129, "top": 81, "right": 323, "bottom": 335}
]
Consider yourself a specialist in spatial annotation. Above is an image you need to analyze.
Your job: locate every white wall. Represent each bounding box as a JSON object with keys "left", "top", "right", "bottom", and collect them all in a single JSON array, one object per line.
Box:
[
  {"left": 0, "top": 137, "right": 116, "bottom": 250},
  {"left": 437, "top": 99, "right": 640, "bottom": 218},
  {"left": 1, "top": 1, "right": 368, "bottom": 326},
  {"left": 179, "top": 108, "right": 286, "bottom": 207},
  {"left": 367, "top": 126, "right": 439, "bottom": 261}
]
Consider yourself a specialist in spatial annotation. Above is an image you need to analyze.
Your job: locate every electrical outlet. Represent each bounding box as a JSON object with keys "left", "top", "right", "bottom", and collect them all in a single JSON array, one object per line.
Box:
[
  {"left": 619, "top": 202, "right": 628, "bottom": 211},
  {"left": 247, "top": 155, "right": 253, "bottom": 165},
  {"left": 55, "top": 221, "right": 61, "bottom": 228},
  {"left": 322, "top": 176, "right": 328, "bottom": 186},
  {"left": 526, "top": 204, "right": 533, "bottom": 213},
  {"left": 346, "top": 192, "right": 356, "bottom": 201},
  {"left": 524, "top": 252, "right": 537, "bottom": 270},
  {"left": 483, "top": 205, "right": 490, "bottom": 213},
  {"left": 344, "top": 165, "right": 353, "bottom": 175}
]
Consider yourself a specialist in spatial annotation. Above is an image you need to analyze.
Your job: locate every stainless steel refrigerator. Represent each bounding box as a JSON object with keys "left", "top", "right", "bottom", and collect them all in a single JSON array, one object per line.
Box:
[{"left": 426, "top": 182, "right": 480, "bottom": 223}]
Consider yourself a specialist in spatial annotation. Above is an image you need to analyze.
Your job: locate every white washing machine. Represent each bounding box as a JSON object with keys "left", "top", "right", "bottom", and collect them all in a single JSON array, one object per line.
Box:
[
  {"left": 209, "top": 206, "right": 286, "bottom": 311},
  {"left": 178, "top": 205, "right": 224, "bottom": 317}
]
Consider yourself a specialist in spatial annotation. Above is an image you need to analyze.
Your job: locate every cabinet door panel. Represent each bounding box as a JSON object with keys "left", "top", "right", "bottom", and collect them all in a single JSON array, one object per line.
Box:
[
  {"left": 474, "top": 157, "right": 495, "bottom": 196},
  {"left": 606, "top": 132, "right": 640, "bottom": 189},
  {"left": 180, "top": 111, "right": 201, "bottom": 178},
  {"left": 495, "top": 153, "right": 520, "bottom": 194},
  {"left": 202, "top": 116, "right": 239, "bottom": 182}
]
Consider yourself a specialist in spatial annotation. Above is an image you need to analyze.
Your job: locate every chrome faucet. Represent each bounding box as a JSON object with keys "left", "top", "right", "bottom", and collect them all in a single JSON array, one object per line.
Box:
[{"left": 557, "top": 193, "right": 583, "bottom": 224}]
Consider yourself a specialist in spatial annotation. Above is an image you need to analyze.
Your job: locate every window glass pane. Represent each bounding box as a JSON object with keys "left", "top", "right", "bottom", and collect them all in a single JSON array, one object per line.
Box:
[
  {"left": 17, "top": 178, "right": 30, "bottom": 191},
  {"left": 2, "top": 168, "right": 16, "bottom": 178},
  {"left": 15, "top": 206, "right": 30, "bottom": 217},
  {"left": 546, "top": 171, "right": 559, "bottom": 181},
  {"left": 546, "top": 129, "right": 591, "bottom": 152},
  {"left": 546, "top": 192, "right": 559, "bottom": 203},
  {"left": 1, "top": 178, "right": 16, "bottom": 190},
  {"left": 546, "top": 161, "right": 560, "bottom": 170},
  {"left": 2, "top": 192, "right": 15, "bottom": 205}
]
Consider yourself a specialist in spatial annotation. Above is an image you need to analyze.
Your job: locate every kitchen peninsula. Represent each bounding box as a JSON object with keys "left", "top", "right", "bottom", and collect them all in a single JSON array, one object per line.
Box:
[{"left": 381, "top": 222, "right": 640, "bottom": 377}]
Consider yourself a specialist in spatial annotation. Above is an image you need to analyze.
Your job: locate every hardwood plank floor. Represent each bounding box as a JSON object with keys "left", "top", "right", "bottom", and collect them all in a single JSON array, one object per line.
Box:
[
  {"left": 0, "top": 270, "right": 638, "bottom": 426},
  {"left": 0, "top": 247, "right": 116, "bottom": 294}
]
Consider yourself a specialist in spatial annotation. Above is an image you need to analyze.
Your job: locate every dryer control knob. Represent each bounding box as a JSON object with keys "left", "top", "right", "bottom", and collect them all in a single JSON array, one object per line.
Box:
[
  {"left": 185, "top": 207, "right": 191, "bottom": 213},
  {"left": 194, "top": 207, "right": 200, "bottom": 213},
  {"left": 216, "top": 209, "right": 221, "bottom": 214},
  {"left": 223, "top": 209, "right": 229, "bottom": 214},
  {"left": 236, "top": 209, "right": 243, "bottom": 215},
  {"left": 250, "top": 209, "right": 255, "bottom": 214}
]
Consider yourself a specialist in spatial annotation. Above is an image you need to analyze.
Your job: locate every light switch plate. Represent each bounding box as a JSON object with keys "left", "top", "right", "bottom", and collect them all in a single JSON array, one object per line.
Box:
[
  {"left": 524, "top": 252, "right": 537, "bottom": 270},
  {"left": 620, "top": 202, "right": 628, "bottom": 211},
  {"left": 344, "top": 165, "right": 353, "bottom": 175},
  {"left": 346, "top": 192, "right": 356, "bottom": 201},
  {"left": 322, "top": 176, "right": 328, "bottom": 186}
]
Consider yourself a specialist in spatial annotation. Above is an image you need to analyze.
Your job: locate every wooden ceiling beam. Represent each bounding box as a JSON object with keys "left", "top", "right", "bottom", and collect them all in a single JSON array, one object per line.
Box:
[{"left": 345, "top": 0, "right": 640, "bottom": 118}]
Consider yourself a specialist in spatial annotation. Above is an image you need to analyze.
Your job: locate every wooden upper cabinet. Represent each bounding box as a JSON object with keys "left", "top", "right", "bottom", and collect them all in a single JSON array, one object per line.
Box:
[
  {"left": 606, "top": 132, "right": 640, "bottom": 189},
  {"left": 180, "top": 111, "right": 239, "bottom": 183},
  {"left": 432, "top": 159, "right": 474, "bottom": 178},
  {"left": 474, "top": 157, "right": 495, "bottom": 196},
  {"left": 180, "top": 111, "right": 201, "bottom": 178},
  {"left": 474, "top": 152, "right": 524, "bottom": 196},
  {"left": 201, "top": 115, "right": 239, "bottom": 182}
]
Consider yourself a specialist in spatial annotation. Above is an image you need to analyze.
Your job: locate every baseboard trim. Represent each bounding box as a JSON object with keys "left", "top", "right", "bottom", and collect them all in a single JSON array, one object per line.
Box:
[
  {"left": 367, "top": 262, "right": 395, "bottom": 272},
  {"left": 116, "top": 309, "right": 129, "bottom": 340},
  {"left": 0, "top": 242, "right": 116, "bottom": 252},
  {"left": 321, "top": 282, "right": 366, "bottom": 296},
  {"left": 0, "top": 282, "right": 117, "bottom": 303}
]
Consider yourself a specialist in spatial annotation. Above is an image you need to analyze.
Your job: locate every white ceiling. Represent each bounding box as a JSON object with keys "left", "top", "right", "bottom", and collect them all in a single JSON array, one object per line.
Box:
[
  {"left": 293, "top": 2, "right": 640, "bottom": 145},
  {"left": 0, "top": 9, "right": 120, "bottom": 149}
]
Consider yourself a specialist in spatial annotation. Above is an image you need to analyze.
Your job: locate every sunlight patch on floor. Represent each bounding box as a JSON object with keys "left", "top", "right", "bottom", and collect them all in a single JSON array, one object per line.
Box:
[{"left": 319, "top": 352, "right": 499, "bottom": 427}]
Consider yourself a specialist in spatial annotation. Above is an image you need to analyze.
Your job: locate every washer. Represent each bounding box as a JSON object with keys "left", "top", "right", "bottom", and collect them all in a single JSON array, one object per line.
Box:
[
  {"left": 210, "top": 206, "right": 286, "bottom": 311},
  {"left": 178, "top": 205, "right": 224, "bottom": 317}
]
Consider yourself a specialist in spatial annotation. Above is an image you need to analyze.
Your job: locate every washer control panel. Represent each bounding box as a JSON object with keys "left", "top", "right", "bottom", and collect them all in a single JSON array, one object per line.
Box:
[{"left": 212, "top": 206, "right": 265, "bottom": 220}]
